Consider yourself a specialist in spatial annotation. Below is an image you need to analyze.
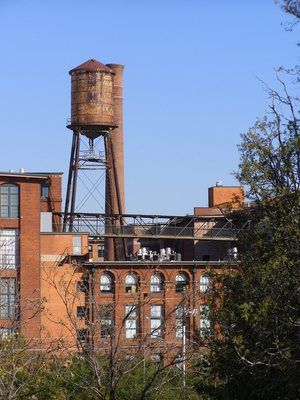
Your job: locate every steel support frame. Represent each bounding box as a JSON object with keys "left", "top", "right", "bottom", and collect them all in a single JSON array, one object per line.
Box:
[
  {"left": 63, "top": 128, "right": 127, "bottom": 260},
  {"left": 58, "top": 212, "right": 251, "bottom": 241}
]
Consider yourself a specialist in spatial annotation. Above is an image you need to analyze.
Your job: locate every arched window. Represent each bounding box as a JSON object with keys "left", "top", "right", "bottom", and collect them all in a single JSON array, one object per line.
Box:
[
  {"left": 150, "top": 274, "right": 163, "bottom": 293},
  {"left": 200, "top": 275, "right": 210, "bottom": 293},
  {"left": 0, "top": 184, "right": 19, "bottom": 218},
  {"left": 100, "top": 273, "right": 114, "bottom": 293},
  {"left": 125, "top": 273, "right": 138, "bottom": 294},
  {"left": 175, "top": 273, "right": 189, "bottom": 293}
]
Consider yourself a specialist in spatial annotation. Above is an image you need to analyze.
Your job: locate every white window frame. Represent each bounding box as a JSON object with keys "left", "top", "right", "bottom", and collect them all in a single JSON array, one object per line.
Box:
[
  {"left": 150, "top": 304, "right": 163, "bottom": 338},
  {"left": 200, "top": 304, "right": 210, "bottom": 338},
  {"left": 175, "top": 273, "right": 188, "bottom": 293},
  {"left": 0, "top": 278, "right": 16, "bottom": 318},
  {"left": 125, "top": 305, "right": 138, "bottom": 339},
  {"left": 150, "top": 274, "right": 163, "bottom": 293},
  {"left": 73, "top": 236, "right": 82, "bottom": 255},
  {"left": 0, "top": 229, "right": 19, "bottom": 269},
  {"left": 100, "top": 304, "right": 114, "bottom": 338},
  {"left": 175, "top": 305, "right": 183, "bottom": 338},
  {"left": 125, "top": 274, "right": 138, "bottom": 294},
  {"left": 100, "top": 273, "right": 113, "bottom": 293},
  {"left": 200, "top": 275, "right": 210, "bottom": 293}
]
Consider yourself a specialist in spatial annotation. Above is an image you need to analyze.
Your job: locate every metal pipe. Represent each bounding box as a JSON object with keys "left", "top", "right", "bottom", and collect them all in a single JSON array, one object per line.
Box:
[{"left": 90, "top": 267, "right": 95, "bottom": 352}]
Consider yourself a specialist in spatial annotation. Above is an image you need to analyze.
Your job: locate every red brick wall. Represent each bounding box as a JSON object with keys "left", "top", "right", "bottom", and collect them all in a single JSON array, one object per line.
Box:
[
  {"left": 0, "top": 174, "right": 62, "bottom": 342},
  {"left": 208, "top": 186, "right": 244, "bottom": 208},
  {"left": 41, "top": 174, "right": 62, "bottom": 213},
  {"left": 39, "top": 262, "right": 221, "bottom": 350}
]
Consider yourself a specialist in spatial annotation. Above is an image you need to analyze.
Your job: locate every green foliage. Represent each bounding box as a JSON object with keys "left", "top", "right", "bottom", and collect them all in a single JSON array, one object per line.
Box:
[
  {"left": 0, "top": 335, "right": 67, "bottom": 399},
  {"left": 61, "top": 355, "right": 202, "bottom": 400}
]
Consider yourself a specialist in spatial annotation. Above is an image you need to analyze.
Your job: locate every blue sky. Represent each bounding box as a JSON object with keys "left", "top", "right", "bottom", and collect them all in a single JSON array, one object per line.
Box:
[{"left": 0, "top": 0, "right": 298, "bottom": 214}]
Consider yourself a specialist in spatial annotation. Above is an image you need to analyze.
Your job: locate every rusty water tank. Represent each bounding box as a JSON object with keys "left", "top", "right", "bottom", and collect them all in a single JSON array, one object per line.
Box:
[{"left": 68, "top": 59, "right": 116, "bottom": 136}]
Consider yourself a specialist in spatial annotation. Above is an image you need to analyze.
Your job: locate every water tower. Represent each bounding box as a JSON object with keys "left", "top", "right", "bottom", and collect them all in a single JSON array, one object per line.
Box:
[{"left": 64, "top": 59, "right": 125, "bottom": 260}]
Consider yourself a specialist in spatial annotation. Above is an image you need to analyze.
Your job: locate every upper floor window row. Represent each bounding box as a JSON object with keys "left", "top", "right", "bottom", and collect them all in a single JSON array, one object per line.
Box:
[
  {"left": 98, "top": 272, "right": 210, "bottom": 294},
  {"left": 0, "top": 184, "right": 19, "bottom": 218}
]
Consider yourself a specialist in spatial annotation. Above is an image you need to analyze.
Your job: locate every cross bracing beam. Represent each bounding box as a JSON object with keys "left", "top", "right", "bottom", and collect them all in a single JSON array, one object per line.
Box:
[{"left": 54, "top": 212, "right": 251, "bottom": 241}]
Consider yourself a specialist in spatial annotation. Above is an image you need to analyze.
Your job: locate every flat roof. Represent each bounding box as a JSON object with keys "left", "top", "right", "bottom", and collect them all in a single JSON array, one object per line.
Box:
[
  {"left": 209, "top": 185, "right": 243, "bottom": 188},
  {"left": 83, "top": 260, "right": 238, "bottom": 267},
  {"left": 0, "top": 171, "right": 63, "bottom": 180}
]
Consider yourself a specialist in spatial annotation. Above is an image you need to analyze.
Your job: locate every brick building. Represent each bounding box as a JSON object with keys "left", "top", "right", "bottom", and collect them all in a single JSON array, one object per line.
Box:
[{"left": 0, "top": 171, "right": 242, "bottom": 356}]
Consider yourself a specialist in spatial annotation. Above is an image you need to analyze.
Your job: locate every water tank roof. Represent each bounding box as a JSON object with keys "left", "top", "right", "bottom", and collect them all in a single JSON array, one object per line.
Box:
[{"left": 69, "top": 59, "right": 113, "bottom": 75}]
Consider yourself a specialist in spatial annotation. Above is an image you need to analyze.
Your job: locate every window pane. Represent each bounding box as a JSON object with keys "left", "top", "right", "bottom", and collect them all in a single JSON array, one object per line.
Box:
[
  {"left": 150, "top": 320, "right": 161, "bottom": 338},
  {"left": 176, "top": 274, "right": 186, "bottom": 282},
  {"left": 98, "top": 245, "right": 105, "bottom": 258},
  {"left": 0, "top": 184, "right": 19, "bottom": 218},
  {"left": 100, "top": 274, "right": 113, "bottom": 292},
  {"left": 10, "top": 207, "right": 19, "bottom": 218},
  {"left": 176, "top": 319, "right": 183, "bottom": 338},
  {"left": 126, "top": 320, "right": 136, "bottom": 330},
  {"left": 1, "top": 187, "right": 8, "bottom": 194},
  {"left": 125, "top": 305, "right": 137, "bottom": 317},
  {"left": 41, "top": 184, "right": 49, "bottom": 198},
  {"left": 1, "top": 206, "right": 8, "bottom": 217},
  {"left": 10, "top": 196, "right": 19, "bottom": 206},
  {"left": 200, "top": 275, "right": 210, "bottom": 292},
  {"left": 200, "top": 305, "right": 210, "bottom": 337},
  {"left": 10, "top": 186, "right": 18, "bottom": 194},
  {"left": 73, "top": 236, "right": 82, "bottom": 255},
  {"left": 1, "top": 195, "right": 8, "bottom": 206},
  {"left": 151, "top": 305, "right": 162, "bottom": 318},
  {"left": 125, "top": 305, "right": 138, "bottom": 338},
  {"left": 0, "top": 278, "right": 16, "bottom": 318},
  {"left": 0, "top": 230, "right": 19, "bottom": 269},
  {"left": 150, "top": 274, "right": 162, "bottom": 292},
  {"left": 125, "top": 275, "right": 135, "bottom": 285},
  {"left": 125, "top": 328, "right": 136, "bottom": 339}
]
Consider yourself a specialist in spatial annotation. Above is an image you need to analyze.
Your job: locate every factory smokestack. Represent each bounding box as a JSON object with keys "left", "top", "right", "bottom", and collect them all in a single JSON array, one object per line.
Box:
[{"left": 105, "top": 64, "right": 125, "bottom": 260}]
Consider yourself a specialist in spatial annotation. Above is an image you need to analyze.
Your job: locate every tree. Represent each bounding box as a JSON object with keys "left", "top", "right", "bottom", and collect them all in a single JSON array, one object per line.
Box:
[
  {"left": 0, "top": 334, "right": 67, "bottom": 400},
  {"left": 275, "top": 0, "right": 300, "bottom": 19},
  {"left": 194, "top": 69, "right": 300, "bottom": 399}
]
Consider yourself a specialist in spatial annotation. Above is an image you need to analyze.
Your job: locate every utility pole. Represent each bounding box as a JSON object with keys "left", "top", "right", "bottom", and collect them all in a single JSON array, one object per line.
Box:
[{"left": 182, "top": 323, "right": 186, "bottom": 387}]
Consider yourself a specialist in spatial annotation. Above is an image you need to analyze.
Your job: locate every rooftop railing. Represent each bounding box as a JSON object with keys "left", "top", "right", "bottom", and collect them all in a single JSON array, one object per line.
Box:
[{"left": 52, "top": 212, "right": 251, "bottom": 241}]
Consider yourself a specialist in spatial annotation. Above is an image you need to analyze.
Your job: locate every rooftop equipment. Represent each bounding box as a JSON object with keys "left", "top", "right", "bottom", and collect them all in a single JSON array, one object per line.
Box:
[{"left": 131, "top": 247, "right": 181, "bottom": 262}]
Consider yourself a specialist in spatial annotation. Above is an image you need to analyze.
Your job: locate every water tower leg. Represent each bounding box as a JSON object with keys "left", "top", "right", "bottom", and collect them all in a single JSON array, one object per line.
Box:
[
  {"left": 63, "top": 132, "right": 77, "bottom": 230},
  {"left": 69, "top": 131, "right": 81, "bottom": 230},
  {"left": 63, "top": 130, "right": 81, "bottom": 231}
]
